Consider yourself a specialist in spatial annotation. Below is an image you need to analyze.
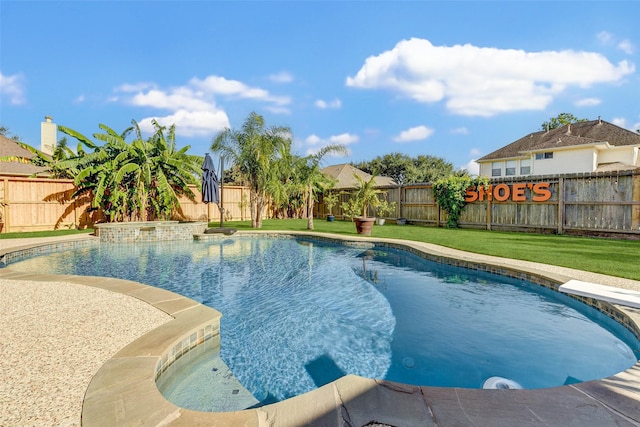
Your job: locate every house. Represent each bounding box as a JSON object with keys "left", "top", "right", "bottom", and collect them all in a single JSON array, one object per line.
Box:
[
  {"left": 476, "top": 119, "right": 640, "bottom": 177},
  {"left": 321, "top": 163, "right": 396, "bottom": 189},
  {"left": 0, "top": 134, "right": 48, "bottom": 177}
]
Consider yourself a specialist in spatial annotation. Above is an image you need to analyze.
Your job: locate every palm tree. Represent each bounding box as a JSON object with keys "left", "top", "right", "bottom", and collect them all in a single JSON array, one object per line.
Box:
[
  {"left": 211, "top": 112, "right": 291, "bottom": 228},
  {"left": 298, "top": 144, "right": 348, "bottom": 230},
  {"left": 352, "top": 173, "right": 382, "bottom": 218}
]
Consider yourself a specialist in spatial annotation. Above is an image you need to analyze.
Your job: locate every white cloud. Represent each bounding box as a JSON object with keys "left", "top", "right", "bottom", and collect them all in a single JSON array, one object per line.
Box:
[
  {"left": 0, "top": 72, "right": 26, "bottom": 105},
  {"left": 116, "top": 82, "right": 156, "bottom": 93},
  {"left": 596, "top": 31, "right": 636, "bottom": 55},
  {"left": 130, "top": 88, "right": 214, "bottom": 111},
  {"left": 597, "top": 31, "right": 635, "bottom": 55},
  {"left": 73, "top": 95, "right": 85, "bottom": 104},
  {"left": 612, "top": 117, "right": 640, "bottom": 132},
  {"left": 618, "top": 39, "right": 635, "bottom": 55},
  {"left": 597, "top": 31, "right": 614, "bottom": 45},
  {"left": 469, "top": 148, "right": 481, "bottom": 157},
  {"left": 114, "top": 74, "right": 291, "bottom": 136},
  {"left": 462, "top": 158, "right": 480, "bottom": 176},
  {"left": 612, "top": 117, "right": 627, "bottom": 127},
  {"left": 329, "top": 133, "right": 359, "bottom": 145},
  {"left": 450, "top": 127, "right": 469, "bottom": 135},
  {"left": 138, "top": 109, "right": 230, "bottom": 137},
  {"left": 574, "top": 97, "right": 601, "bottom": 107},
  {"left": 303, "top": 132, "right": 358, "bottom": 155},
  {"left": 190, "top": 75, "right": 291, "bottom": 105},
  {"left": 315, "top": 98, "right": 342, "bottom": 109},
  {"left": 393, "top": 125, "right": 434, "bottom": 142},
  {"left": 269, "top": 71, "right": 294, "bottom": 83},
  {"left": 346, "top": 38, "right": 634, "bottom": 117}
]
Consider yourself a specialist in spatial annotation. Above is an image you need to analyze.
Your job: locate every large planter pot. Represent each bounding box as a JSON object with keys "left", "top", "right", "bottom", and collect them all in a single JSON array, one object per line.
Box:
[
  {"left": 354, "top": 217, "right": 375, "bottom": 235},
  {"left": 376, "top": 218, "right": 386, "bottom": 226},
  {"left": 326, "top": 214, "right": 335, "bottom": 222}
]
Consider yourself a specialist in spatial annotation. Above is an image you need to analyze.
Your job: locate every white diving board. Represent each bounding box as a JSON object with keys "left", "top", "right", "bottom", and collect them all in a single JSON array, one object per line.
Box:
[{"left": 559, "top": 280, "right": 640, "bottom": 309}]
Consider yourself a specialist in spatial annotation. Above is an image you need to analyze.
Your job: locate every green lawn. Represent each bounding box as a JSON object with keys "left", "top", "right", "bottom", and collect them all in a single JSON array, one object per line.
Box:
[
  {"left": 3, "top": 220, "right": 638, "bottom": 281},
  {"left": 0, "top": 228, "right": 94, "bottom": 239},
  {"left": 218, "top": 218, "right": 640, "bottom": 281}
]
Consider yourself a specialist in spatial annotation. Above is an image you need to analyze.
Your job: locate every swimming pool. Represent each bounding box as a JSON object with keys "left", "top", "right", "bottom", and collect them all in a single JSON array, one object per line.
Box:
[{"left": 8, "top": 236, "right": 640, "bottom": 411}]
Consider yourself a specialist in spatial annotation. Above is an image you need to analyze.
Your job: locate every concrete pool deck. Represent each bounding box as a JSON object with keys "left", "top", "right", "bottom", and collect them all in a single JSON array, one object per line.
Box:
[{"left": 1, "top": 232, "right": 640, "bottom": 426}]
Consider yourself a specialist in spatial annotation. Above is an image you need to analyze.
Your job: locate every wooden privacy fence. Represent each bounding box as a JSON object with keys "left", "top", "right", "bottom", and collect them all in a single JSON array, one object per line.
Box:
[
  {"left": 317, "top": 170, "right": 640, "bottom": 238},
  {"left": 3, "top": 170, "right": 640, "bottom": 237},
  {"left": 0, "top": 176, "right": 253, "bottom": 233}
]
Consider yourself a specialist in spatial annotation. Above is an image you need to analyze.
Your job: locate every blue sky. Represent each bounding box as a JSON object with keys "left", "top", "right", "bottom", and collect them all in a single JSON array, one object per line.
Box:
[{"left": 1, "top": 1, "right": 638, "bottom": 174}]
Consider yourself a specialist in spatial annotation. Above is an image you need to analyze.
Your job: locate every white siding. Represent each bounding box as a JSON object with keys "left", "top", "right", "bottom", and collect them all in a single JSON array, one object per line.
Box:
[
  {"left": 598, "top": 146, "right": 638, "bottom": 165},
  {"left": 479, "top": 162, "right": 492, "bottom": 177},
  {"left": 532, "top": 147, "right": 596, "bottom": 175}
]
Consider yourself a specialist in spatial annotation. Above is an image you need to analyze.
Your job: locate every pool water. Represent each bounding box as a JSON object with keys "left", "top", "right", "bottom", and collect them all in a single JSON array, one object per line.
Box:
[{"left": 8, "top": 236, "right": 640, "bottom": 410}]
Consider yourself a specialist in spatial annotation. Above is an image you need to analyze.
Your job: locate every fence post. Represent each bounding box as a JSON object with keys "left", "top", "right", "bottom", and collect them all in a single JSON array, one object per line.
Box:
[
  {"left": 557, "top": 177, "right": 564, "bottom": 235},
  {"left": 633, "top": 172, "right": 640, "bottom": 231},
  {"left": 486, "top": 197, "right": 492, "bottom": 231},
  {"left": 2, "top": 177, "right": 9, "bottom": 233}
]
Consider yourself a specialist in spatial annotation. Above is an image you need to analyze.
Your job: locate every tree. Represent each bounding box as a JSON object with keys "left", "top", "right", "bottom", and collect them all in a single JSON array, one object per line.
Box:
[
  {"left": 298, "top": 144, "right": 348, "bottom": 230},
  {"left": 540, "top": 113, "right": 588, "bottom": 131},
  {"left": 58, "top": 120, "right": 200, "bottom": 222},
  {"left": 0, "top": 126, "right": 22, "bottom": 142},
  {"left": 351, "top": 173, "right": 382, "bottom": 218},
  {"left": 354, "top": 152, "right": 454, "bottom": 184},
  {"left": 211, "top": 112, "right": 292, "bottom": 228}
]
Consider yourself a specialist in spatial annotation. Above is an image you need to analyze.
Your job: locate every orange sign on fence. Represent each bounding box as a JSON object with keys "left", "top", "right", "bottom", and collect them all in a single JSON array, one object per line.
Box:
[{"left": 465, "top": 183, "right": 552, "bottom": 203}]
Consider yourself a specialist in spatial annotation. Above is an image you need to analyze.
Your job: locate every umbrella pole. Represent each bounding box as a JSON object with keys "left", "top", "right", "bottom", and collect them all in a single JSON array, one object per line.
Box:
[{"left": 219, "top": 156, "right": 224, "bottom": 229}]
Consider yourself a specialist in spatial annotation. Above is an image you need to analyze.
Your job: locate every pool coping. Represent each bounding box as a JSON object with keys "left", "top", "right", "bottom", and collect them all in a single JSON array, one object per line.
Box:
[{"left": 1, "top": 232, "right": 639, "bottom": 426}]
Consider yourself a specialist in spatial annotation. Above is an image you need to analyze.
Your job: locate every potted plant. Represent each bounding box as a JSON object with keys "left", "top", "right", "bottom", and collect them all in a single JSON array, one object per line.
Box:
[
  {"left": 375, "top": 197, "right": 396, "bottom": 225},
  {"left": 351, "top": 174, "right": 381, "bottom": 235},
  {"left": 341, "top": 198, "right": 361, "bottom": 222},
  {"left": 323, "top": 192, "right": 339, "bottom": 222}
]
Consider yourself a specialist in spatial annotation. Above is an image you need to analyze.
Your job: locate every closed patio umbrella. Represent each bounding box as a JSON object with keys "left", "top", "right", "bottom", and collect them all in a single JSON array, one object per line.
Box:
[{"left": 201, "top": 153, "right": 219, "bottom": 205}]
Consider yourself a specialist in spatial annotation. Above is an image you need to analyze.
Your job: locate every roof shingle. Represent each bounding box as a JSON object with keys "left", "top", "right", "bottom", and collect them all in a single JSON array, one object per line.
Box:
[{"left": 478, "top": 119, "right": 640, "bottom": 161}]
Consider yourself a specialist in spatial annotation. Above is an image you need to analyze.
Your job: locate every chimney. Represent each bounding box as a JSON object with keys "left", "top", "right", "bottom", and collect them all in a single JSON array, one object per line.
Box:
[{"left": 40, "top": 116, "right": 57, "bottom": 155}]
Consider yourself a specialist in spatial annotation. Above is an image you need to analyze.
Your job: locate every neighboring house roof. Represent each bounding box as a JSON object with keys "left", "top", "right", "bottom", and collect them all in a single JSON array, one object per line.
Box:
[
  {"left": 0, "top": 135, "right": 48, "bottom": 176},
  {"left": 478, "top": 119, "right": 640, "bottom": 162},
  {"left": 321, "top": 163, "right": 396, "bottom": 189}
]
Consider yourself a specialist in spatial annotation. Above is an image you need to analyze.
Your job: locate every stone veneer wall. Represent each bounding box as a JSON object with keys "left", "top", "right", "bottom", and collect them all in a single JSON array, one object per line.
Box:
[{"left": 95, "top": 221, "right": 208, "bottom": 242}]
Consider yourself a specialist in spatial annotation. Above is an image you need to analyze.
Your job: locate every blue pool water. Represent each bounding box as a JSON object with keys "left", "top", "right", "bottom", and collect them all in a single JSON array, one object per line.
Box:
[{"left": 8, "top": 236, "right": 640, "bottom": 410}]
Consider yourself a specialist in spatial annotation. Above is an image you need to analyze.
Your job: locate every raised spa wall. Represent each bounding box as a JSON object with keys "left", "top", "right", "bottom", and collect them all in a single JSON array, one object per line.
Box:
[{"left": 95, "top": 221, "right": 208, "bottom": 243}]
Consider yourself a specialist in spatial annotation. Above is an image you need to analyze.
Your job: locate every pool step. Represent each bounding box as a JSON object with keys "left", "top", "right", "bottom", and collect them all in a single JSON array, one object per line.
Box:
[{"left": 559, "top": 280, "right": 640, "bottom": 309}]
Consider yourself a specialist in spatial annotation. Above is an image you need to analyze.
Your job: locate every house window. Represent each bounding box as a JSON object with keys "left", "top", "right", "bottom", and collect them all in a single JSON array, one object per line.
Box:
[
  {"left": 520, "top": 159, "right": 531, "bottom": 175},
  {"left": 535, "top": 152, "right": 553, "bottom": 160},
  {"left": 491, "top": 162, "right": 502, "bottom": 177},
  {"left": 505, "top": 160, "right": 516, "bottom": 176}
]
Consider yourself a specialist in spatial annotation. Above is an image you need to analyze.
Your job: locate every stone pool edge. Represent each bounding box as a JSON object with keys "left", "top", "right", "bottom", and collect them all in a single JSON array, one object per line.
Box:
[{"left": 1, "top": 232, "right": 639, "bottom": 426}]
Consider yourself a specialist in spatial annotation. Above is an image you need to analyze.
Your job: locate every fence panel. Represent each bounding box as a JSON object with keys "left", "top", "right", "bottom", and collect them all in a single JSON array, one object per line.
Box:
[
  {"left": 0, "top": 176, "right": 254, "bottom": 233},
  {"left": 2, "top": 170, "right": 639, "bottom": 237},
  {"left": 563, "top": 173, "right": 636, "bottom": 232}
]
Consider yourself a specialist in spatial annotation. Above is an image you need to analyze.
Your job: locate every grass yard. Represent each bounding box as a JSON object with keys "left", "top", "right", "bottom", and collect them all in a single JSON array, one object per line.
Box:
[
  {"left": 2, "top": 220, "right": 638, "bottom": 281},
  {"left": 221, "top": 218, "right": 640, "bottom": 281},
  {"left": 0, "top": 228, "right": 94, "bottom": 239}
]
